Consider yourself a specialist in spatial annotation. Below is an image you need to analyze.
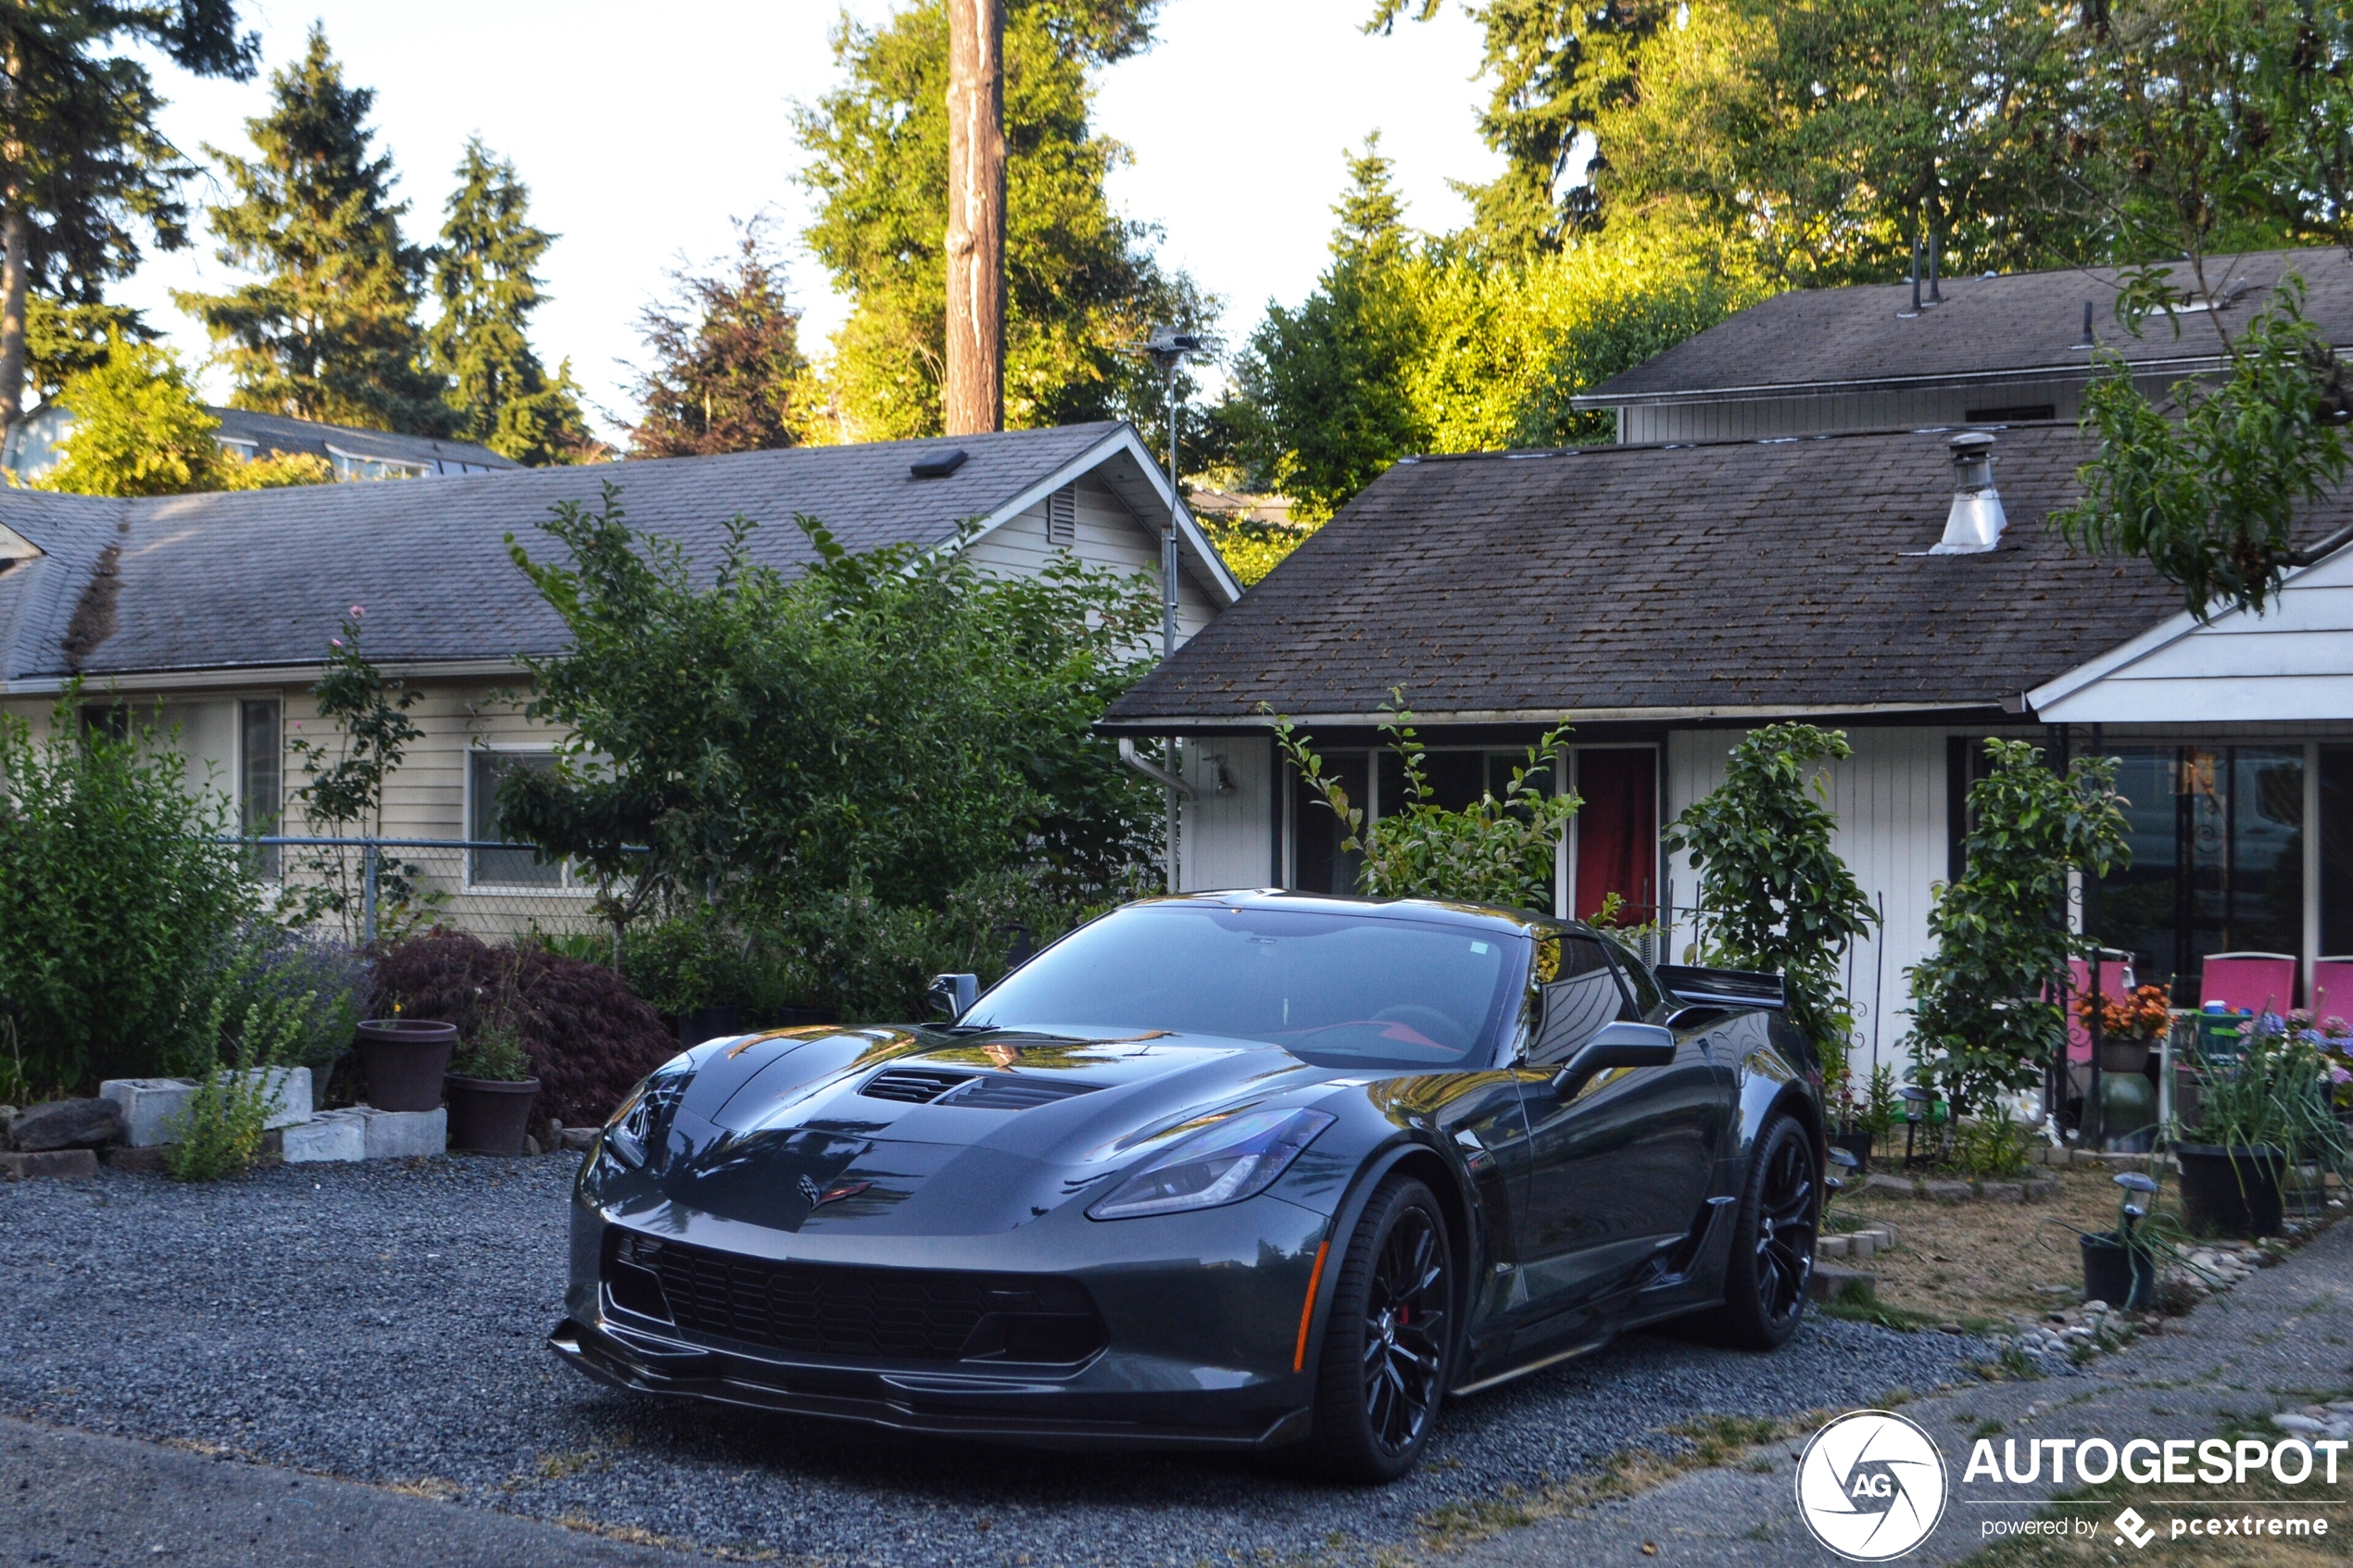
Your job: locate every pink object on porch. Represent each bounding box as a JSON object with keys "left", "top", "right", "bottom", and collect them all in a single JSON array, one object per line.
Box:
[
  {"left": 2199, "top": 953, "right": 2297, "bottom": 1015},
  {"left": 2310, "top": 959, "right": 2353, "bottom": 1022},
  {"left": 2062, "top": 956, "right": 2134, "bottom": 1062}
]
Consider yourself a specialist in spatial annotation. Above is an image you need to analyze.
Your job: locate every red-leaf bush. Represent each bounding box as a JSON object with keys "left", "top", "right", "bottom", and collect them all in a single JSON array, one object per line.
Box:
[{"left": 368, "top": 932, "right": 675, "bottom": 1128}]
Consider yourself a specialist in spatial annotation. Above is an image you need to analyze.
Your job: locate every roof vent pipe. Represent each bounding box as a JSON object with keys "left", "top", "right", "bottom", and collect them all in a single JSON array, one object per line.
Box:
[{"left": 1930, "top": 432, "right": 2006, "bottom": 554}]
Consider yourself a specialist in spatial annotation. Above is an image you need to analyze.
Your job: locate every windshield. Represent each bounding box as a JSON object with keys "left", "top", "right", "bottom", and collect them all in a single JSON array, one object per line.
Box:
[{"left": 963, "top": 903, "right": 1524, "bottom": 1069}]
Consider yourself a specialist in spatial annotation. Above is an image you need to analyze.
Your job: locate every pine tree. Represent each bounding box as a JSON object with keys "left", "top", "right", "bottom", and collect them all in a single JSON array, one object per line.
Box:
[
  {"left": 429, "top": 139, "right": 590, "bottom": 465},
  {"left": 626, "top": 217, "right": 809, "bottom": 458},
  {"left": 173, "top": 26, "right": 447, "bottom": 435}
]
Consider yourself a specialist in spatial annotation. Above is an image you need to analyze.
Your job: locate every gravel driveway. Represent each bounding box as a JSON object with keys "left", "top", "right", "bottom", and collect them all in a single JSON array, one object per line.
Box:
[{"left": 1, "top": 1159, "right": 1989, "bottom": 1566}]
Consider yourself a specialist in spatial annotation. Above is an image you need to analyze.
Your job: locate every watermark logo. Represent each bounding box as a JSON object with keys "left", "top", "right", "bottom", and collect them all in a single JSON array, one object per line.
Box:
[
  {"left": 2113, "top": 1508, "right": 2157, "bottom": 1549},
  {"left": 1796, "top": 1410, "right": 1951, "bottom": 1562}
]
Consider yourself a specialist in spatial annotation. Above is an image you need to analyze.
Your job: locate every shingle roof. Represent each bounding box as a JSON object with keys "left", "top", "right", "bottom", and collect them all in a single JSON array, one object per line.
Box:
[
  {"left": 1577, "top": 247, "right": 2353, "bottom": 407},
  {"left": 1101, "top": 422, "right": 2353, "bottom": 728},
  {"left": 208, "top": 408, "right": 515, "bottom": 472},
  {"left": 0, "top": 422, "right": 1189, "bottom": 683}
]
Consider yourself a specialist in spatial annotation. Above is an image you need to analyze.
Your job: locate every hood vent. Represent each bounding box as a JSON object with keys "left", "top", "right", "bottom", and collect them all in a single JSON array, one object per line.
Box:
[
  {"left": 1927, "top": 431, "right": 2007, "bottom": 555},
  {"left": 862, "top": 1067, "right": 977, "bottom": 1103}
]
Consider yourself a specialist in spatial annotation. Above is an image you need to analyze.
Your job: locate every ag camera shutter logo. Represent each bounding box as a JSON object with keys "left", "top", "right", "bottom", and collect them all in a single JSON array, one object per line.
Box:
[{"left": 1796, "top": 1410, "right": 1951, "bottom": 1560}]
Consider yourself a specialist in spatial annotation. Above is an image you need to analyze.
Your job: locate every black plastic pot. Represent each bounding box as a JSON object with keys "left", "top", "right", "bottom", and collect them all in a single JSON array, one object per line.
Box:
[
  {"left": 2175, "top": 1143, "right": 2287, "bottom": 1238},
  {"left": 2080, "top": 1229, "right": 2157, "bottom": 1310},
  {"left": 1831, "top": 1128, "right": 1873, "bottom": 1175},
  {"left": 354, "top": 1019, "right": 457, "bottom": 1112},
  {"left": 445, "top": 1075, "right": 541, "bottom": 1156},
  {"left": 676, "top": 1005, "right": 740, "bottom": 1045}
]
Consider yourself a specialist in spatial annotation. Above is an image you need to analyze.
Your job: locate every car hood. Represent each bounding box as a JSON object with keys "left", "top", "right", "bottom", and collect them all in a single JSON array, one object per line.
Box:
[{"left": 642, "top": 1025, "right": 1340, "bottom": 1236}]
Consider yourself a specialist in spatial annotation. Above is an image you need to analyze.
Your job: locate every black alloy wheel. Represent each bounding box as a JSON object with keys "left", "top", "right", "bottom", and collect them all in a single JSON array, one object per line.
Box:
[
  {"left": 1701, "top": 1114, "right": 1817, "bottom": 1349},
  {"left": 1307, "top": 1173, "right": 1453, "bottom": 1482}
]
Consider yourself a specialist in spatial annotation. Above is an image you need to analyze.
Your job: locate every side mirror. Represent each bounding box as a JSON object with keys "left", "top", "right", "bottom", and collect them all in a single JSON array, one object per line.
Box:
[
  {"left": 1549, "top": 1021, "right": 1676, "bottom": 1099},
  {"left": 927, "top": 972, "right": 978, "bottom": 1022}
]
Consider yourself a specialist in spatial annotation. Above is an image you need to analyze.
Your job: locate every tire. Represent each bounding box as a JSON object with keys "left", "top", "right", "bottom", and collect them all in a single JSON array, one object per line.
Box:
[
  {"left": 1697, "top": 1114, "right": 1818, "bottom": 1349},
  {"left": 1305, "top": 1173, "right": 1454, "bottom": 1484}
]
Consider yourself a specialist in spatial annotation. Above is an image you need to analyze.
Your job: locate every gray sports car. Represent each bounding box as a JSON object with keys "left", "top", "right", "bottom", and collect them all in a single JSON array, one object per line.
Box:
[{"left": 550, "top": 890, "right": 1826, "bottom": 1481}]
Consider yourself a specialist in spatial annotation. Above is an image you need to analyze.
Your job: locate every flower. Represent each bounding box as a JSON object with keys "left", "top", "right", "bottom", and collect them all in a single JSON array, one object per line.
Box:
[
  {"left": 348, "top": 604, "right": 365, "bottom": 619},
  {"left": 329, "top": 638, "right": 343, "bottom": 648}
]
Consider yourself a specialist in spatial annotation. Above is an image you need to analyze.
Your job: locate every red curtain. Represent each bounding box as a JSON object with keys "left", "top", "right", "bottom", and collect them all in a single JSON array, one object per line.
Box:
[{"left": 1575, "top": 749, "right": 1657, "bottom": 922}]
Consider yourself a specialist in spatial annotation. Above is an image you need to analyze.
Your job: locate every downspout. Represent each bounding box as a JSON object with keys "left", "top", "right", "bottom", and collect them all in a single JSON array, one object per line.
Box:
[{"left": 1119, "top": 737, "right": 1194, "bottom": 799}]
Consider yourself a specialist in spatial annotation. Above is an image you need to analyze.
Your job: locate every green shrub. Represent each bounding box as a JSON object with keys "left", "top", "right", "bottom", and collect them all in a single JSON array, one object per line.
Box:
[
  {"left": 452, "top": 1023, "right": 532, "bottom": 1083},
  {"left": 622, "top": 904, "right": 808, "bottom": 1020},
  {"left": 1944, "top": 1108, "right": 2032, "bottom": 1179},
  {"left": 165, "top": 947, "right": 308, "bottom": 1182},
  {"left": 0, "top": 690, "right": 261, "bottom": 1093},
  {"left": 188, "top": 924, "right": 366, "bottom": 1085}
]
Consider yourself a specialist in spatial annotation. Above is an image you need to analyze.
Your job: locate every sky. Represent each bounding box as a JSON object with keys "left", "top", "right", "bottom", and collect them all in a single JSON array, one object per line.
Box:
[{"left": 107, "top": 0, "right": 1501, "bottom": 440}]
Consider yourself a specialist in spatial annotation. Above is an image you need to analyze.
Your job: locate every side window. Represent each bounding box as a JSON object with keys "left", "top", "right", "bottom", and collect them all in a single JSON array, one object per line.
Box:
[
  {"left": 1605, "top": 944, "right": 1668, "bottom": 1022},
  {"left": 1527, "top": 935, "right": 1629, "bottom": 1065}
]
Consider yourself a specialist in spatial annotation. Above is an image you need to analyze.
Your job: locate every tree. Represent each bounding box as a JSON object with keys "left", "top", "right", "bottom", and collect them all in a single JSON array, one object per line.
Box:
[
  {"left": 174, "top": 26, "right": 448, "bottom": 435},
  {"left": 36, "top": 333, "right": 328, "bottom": 495},
  {"left": 794, "top": 0, "right": 1211, "bottom": 442},
  {"left": 626, "top": 218, "right": 811, "bottom": 458},
  {"left": 429, "top": 139, "right": 590, "bottom": 466},
  {"left": 0, "top": 2, "right": 258, "bottom": 426},
  {"left": 1662, "top": 724, "right": 1879, "bottom": 1064},
  {"left": 499, "top": 483, "right": 1164, "bottom": 924},
  {"left": 1906, "top": 740, "right": 2130, "bottom": 1115},
  {"left": 22, "top": 292, "right": 151, "bottom": 403}
]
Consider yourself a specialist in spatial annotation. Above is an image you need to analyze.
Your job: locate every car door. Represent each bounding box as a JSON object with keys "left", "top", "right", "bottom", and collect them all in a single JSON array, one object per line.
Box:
[{"left": 1510, "top": 933, "right": 1728, "bottom": 1327}]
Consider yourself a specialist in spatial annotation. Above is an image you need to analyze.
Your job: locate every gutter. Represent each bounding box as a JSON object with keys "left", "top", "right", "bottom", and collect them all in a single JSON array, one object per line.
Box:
[
  {"left": 1116, "top": 736, "right": 1194, "bottom": 798},
  {"left": 1096, "top": 698, "right": 2013, "bottom": 734},
  {"left": 1, "top": 653, "right": 536, "bottom": 697}
]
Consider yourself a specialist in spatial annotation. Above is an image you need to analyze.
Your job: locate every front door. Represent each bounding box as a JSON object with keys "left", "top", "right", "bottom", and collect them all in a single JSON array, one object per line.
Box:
[{"left": 1511, "top": 934, "right": 1724, "bottom": 1329}]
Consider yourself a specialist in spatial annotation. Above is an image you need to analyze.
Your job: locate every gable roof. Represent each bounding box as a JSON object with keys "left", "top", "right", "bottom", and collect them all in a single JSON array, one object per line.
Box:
[
  {"left": 0, "top": 421, "right": 1239, "bottom": 689},
  {"left": 1101, "top": 421, "right": 2353, "bottom": 732},
  {"left": 208, "top": 408, "right": 514, "bottom": 474},
  {"left": 1575, "top": 246, "right": 2353, "bottom": 408}
]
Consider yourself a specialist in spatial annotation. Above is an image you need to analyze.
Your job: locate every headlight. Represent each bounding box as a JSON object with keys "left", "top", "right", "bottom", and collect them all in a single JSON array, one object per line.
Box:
[
  {"left": 604, "top": 1053, "right": 695, "bottom": 1168},
  {"left": 1088, "top": 1107, "right": 1334, "bottom": 1221}
]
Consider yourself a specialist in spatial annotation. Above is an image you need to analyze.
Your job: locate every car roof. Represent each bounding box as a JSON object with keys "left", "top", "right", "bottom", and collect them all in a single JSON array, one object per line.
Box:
[{"left": 1141, "top": 888, "right": 1579, "bottom": 941}]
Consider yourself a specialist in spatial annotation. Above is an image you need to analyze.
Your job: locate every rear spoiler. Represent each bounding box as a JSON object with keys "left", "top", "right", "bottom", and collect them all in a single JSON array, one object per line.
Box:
[{"left": 1653, "top": 964, "right": 1787, "bottom": 1011}]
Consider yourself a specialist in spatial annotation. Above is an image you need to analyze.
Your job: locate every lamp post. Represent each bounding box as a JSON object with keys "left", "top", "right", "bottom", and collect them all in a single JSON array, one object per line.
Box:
[{"left": 1132, "top": 324, "right": 1203, "bottom": 894}]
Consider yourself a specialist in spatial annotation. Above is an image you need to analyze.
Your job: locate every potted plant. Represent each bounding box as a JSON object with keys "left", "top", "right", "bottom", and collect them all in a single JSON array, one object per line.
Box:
[
  {"left": 2078, "top": 1172, "right": 2163, "bottom": 1310},
  {"left": 444, "top": 1022, "right": 540, "bottom": 1156},
  {"left": 2078, "top": 984, "right": 2172, "bottom": 1073},
  {"left": 354, "top": 1012, "right": 456, "bottom": 1112},
  {"left": 2176, "top": 1021, "right": 2343, "bottom": 1237}
]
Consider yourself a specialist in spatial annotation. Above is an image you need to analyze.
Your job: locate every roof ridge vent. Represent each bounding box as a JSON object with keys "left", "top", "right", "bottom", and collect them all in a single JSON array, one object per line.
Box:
[{"left": 1927, "top": 431, "right": 2006, "bottom": 554}]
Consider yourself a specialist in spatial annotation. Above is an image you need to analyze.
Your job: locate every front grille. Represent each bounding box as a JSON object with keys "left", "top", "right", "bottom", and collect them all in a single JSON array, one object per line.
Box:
[
  {"left": 605, "top": 1232, "right": 1105, "bottom": 1365},
  {"left": 861, "top": 1067, "right": 976, "bottom": 1103}
]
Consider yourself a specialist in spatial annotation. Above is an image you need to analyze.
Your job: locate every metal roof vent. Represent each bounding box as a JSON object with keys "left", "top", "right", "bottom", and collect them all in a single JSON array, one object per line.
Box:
[{"left": 1928, "top": 431, "right": 2006, "bottom": 554}]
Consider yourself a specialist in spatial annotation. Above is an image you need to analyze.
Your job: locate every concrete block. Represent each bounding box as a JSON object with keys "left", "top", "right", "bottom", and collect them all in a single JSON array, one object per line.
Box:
[
  {"left": 1818, "top": 1234, "right": 1851, "bottom": 1259},
  {"left": 101, "top": 1068, "right": 311, "bottom": 1147},
  {"left": 1810, "top": 1262, "right": 1875, "bottom": 1302},
  {"left": 283, "top": 1110, "right": 366, "bottom": 1164},
  {"left": 359, "top": 1105, "right": 445, "bottom": 1160},
  {"left": 1979, "top": 1181, "right": 2025, "bottom": 1203},
  {"left": 1857, "top": 1222, "right": 1899, "bottom": 1248},
  {"left": 99, "top": 1144, "right": 171, "bottom": 1173},
  {"left": 1863, "top": 1173, "right": 1918, "bottom": 1199},
  {"left": 1922, "top": 1179, "right": 1974, "bottom": 1203},
  {"left": 0, "top": 1148, "right": 98, "bottom": 1180},
  {"left": 2023, "top": 1178, "right": 2058, "bottom": 1201},
  {"left": 557, "top": 1126, "right": 598, "bottom": 1153}
]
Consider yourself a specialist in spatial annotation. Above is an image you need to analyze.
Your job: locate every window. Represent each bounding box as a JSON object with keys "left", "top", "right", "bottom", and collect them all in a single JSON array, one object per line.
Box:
[
  {"left": 1527, "top": 933, "right": 1627, "bottom": 1064},
  {"left": 468, "top": 750, "right": 564, "bottom": 887},
  {"left": 240, "top": 699, "right": 282, "bottom": 878},
  {"left": 1047, "top": 485, "right": 1076, "bottom": 546},
  {"left": 2097, "top": 746, "right": 2304, "bottom": 998}
]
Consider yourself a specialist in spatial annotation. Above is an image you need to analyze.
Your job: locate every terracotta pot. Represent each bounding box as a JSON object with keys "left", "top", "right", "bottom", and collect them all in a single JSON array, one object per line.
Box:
[
  {"left": 355, "top": 1019, "right": 456, "bottom": 1112},
  {"left": 445, "top": 1075, "right": 541, "bottom": 1156}
]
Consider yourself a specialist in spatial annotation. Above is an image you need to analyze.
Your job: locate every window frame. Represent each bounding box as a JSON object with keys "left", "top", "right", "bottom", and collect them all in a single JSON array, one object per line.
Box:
[{"left": 462, "top": 745, "right": 579, "bottom": 894}]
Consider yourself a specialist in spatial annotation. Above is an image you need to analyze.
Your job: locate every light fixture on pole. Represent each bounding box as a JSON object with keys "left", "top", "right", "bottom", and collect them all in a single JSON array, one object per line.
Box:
[{"left": 1124, "top": 322, "right": 1208, "bottom": 895}]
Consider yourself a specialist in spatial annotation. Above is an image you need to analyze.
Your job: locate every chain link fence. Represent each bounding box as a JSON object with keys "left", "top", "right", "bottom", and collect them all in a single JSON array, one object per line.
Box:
[{"left": 239, "top": 837, "right": 621, "bottom": 948}]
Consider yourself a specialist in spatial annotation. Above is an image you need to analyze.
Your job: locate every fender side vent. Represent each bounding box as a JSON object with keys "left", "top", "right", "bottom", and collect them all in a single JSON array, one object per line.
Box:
[{"left": 861, "top": 1067, "right": 978, "bottom": 1103}]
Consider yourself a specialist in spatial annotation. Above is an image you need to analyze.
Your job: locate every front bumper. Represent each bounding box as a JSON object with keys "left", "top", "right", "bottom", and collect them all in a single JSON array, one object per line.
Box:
[{"left": 551, "top": 1178, "right": 1329, "bottom": 1450}]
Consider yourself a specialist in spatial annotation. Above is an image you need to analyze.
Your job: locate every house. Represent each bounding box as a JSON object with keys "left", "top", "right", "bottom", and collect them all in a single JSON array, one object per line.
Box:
[
  {"left": 1573, "top": 246, "right": 2353, "bottom": 444},
  {"left": 2, "top": 402, "right": 517, "bottom": 481},
  {"left": 0, "top": 421, "right": 1239, "bottom": 935},
  {"left": 1100, "top": 419, "right": 2353, "bottom": 1062}
]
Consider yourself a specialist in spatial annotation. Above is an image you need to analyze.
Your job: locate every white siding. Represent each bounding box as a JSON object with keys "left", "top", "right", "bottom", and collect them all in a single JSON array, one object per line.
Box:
[
  {"left": 2033, "top": 548, "right": 2353, "bottom": 723},
  {"left": 961, "top": 473, "right": 1219, "bottom": 642},
  {"left": 1175, "top": 735, "right": 1276, "bottom": 892},
  {"left": 1666, "top": 725, "right": 1963, "bottom": 1081}
]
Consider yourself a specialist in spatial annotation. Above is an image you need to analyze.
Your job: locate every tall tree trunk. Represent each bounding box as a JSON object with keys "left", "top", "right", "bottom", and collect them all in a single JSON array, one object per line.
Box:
[
  {"left": 0, "top": 205, "right": 27, "bottom": 429},
  {"left": 944, "top": 0, "right": 1004, "bottom": 435}
]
